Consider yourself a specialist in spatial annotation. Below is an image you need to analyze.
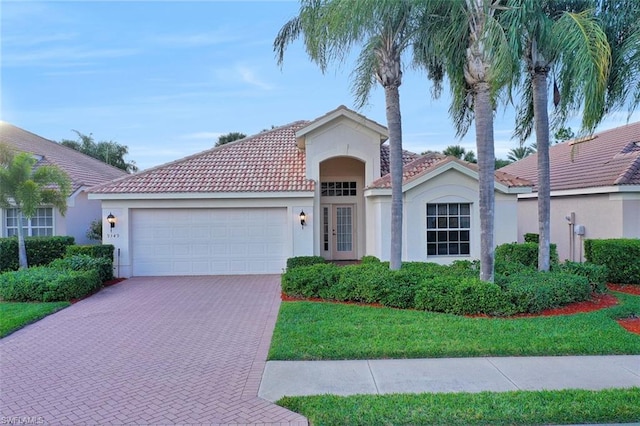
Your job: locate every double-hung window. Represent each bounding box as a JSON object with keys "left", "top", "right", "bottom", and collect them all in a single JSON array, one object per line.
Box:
[
  {"left": 426, "top": 203, "right": 470, "bottom": 256},
  {"left": 5, "top": 208, "right": 54, "bottom": 237}
]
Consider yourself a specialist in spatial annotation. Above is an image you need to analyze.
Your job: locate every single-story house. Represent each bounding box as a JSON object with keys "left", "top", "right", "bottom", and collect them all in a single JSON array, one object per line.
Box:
[
  {"left": 499, "top": 121, "right": 640, "bottom": 262},
  {"left": 0, "top": 121, "right": 128, "bottom": 245},
  {"left": 89, "top": 106, "right": 531, "bottom": 277}
]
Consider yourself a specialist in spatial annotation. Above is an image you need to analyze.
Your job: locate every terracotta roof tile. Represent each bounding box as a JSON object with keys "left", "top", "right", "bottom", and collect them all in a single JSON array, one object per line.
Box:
[
  {"left": 500, "top": 122, "right": 640, "bottom": 191},
  {"left": 369, "top": 153, "right": 531, "bottom": 189},
  {"left": 0, "top": 121, "right": 128, "bottom": 193}
]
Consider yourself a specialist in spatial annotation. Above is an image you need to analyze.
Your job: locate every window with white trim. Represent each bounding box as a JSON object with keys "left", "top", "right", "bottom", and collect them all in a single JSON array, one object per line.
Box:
[
  {"left": 320, "top": 181, "right": 357, "bottom": 196},
  {"left": 426, "top": 203, "right": 470, "bottom": 256},
  {"left": 5, "top": 208, "right": 54, "bottom": 237}
]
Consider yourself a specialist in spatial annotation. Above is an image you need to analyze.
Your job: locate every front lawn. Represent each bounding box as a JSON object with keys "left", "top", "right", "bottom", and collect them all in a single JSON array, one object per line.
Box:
[
  {"left": 0, "top": 301, "right": 70, "bottom": 338},
  {"left": 269, "top": 292, "right": 640, "bottom": 360},
  {"left": 278, "top": 388, "right": 640, "bottom": 426}
]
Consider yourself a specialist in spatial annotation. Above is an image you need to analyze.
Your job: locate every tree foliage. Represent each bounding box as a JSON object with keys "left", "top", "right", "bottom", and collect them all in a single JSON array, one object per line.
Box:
[
  {"left": 0, "top": 145, "right": 71, "bottom": 269},
  {"left": 442, "top": 145, "right": 477, "bottom": 163},
  {"left": 60, "top": 130, "right": 138, "bottom": 173},
  {"left": 216, "top": 132, "right": 246, "bottom": 147}
]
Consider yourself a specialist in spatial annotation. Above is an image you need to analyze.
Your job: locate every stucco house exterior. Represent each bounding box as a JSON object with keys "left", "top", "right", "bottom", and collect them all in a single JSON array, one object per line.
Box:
[
  {"left": 89, "top": 106, "right": 531, "bottom": 277},
  {"left": 500, "top": 121, "right": 640, "bottom": 262},
  {"left": 0, "top": 121, "right": 128, "bottom": 245}
]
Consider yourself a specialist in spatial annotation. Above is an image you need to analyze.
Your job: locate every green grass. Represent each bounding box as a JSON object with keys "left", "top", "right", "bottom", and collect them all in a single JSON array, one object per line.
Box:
[
  {"left": 0, "top": 301, "right": 70, "bottom": 338},
  {"left": 269, "top": 292, "right": 640, "bottom": 360},
  {"left": 278, "top": 388, "right": 640, "bottom": 425}
]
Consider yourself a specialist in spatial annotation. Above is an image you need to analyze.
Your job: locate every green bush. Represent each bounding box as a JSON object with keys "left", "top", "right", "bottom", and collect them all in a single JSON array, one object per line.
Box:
[
  {"left": 584, "top": 239, "right": 640, "bottom": 284},
  {"left": 379, "top": 269, "right": 422, "bottom": 309},
  {"left": 66, "top": 244, "right": 114, "bottom": 260},
  {"left": 281, "top": 263, "right": 339, "bottom": 298},
  {"left": 556, "top": 261, "right": 608, "bottom": 293},
  {"left": 524, "top": 233, "right": 540, "bottom": 243},
  {"left": 414, "top": 276, "right": 514, "bottom": 316},
  {"left": 50, "top": 254, "right": 113, "bottom": 283},
  {"left": 0, "top": 236, "right": 75, "bottom": 272},
  {"left": 0, "top": 267, "right": 101, "bottom": 302},
  {"left": 360, "top": 255, "right": 381, "bottom": 264},
  {"left": 503, "top": 271, "right": 591, "bottom": 313},
  {"left": 495, "top": 242, "right": 558, "bottom": 269},
  {"left": 286, "top": 256, "right": 326, "bottom": 270},
  {"left": 328, "top": 263, "right": 387, "bottom": 303}
]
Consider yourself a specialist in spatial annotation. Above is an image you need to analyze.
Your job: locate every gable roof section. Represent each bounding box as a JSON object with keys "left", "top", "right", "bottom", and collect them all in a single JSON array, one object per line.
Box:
[
  {"left": 296, "top": 105, "right": 388, "bottom": 145},
  {"left": 499, "top": 121, "right": 640, "bottom": 192},
  {"left": 0, "top": 121, "right": 128, "bottom": 193},
  {"left": 90, "top": 121, "right": 315, "bottom": 194},
  {"left": 368, "top": 153, "right": 531, "bottom": 190}
]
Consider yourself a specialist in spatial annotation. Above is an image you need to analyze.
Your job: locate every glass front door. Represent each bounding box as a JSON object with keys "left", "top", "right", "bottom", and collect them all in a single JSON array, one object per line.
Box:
[{"left": 322, "top": 204, "right": 356, "bottom": 260}]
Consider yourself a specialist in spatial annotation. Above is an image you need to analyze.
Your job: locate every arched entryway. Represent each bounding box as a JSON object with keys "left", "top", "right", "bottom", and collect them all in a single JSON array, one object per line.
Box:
[{"left": 319, "top": 157, "right": 365, "bottom": 260}]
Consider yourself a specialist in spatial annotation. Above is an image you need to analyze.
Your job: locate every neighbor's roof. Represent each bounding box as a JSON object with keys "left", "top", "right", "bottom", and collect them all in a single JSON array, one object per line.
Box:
[
  {"left": 0, "top": 121, "right": 128, "bottom": 193},
  {"left": 500, "top": 121, "right": 640, "bottom": 192},
  {"left": 89, "top": 113, "right": 421, "bottom": 195},
  {"left": 368, "top": 153, "right": 532, "bottom": 189}
]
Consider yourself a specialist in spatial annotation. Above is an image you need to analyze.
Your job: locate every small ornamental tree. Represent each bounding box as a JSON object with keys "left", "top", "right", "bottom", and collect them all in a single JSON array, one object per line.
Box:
[{"left": 0, "top": 146, "right": 71, "bottom": 269}]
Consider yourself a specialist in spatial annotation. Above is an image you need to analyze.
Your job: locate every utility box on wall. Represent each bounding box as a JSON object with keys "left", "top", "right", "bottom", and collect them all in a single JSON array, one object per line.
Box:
[{"left": 574, "top": 224, "right": 585, "bottom": 236}]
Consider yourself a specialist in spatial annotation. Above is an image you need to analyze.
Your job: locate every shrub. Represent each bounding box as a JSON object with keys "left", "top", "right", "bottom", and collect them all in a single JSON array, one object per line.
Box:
[
  {"left": 495, "top": 242, "right": 558, "bottom": 269},
  {"left": 0, "top": 267, "right": 101, "bottom": 302},
  {"left": 281, "top": 263, "right": 339, "bottom": 298},
  {"left": 584, "top": 239, "right": 640, "bottom": 284},
  {"left": 414, "top": 276, "right": 514, "bottom": 316},
  {"left": 329, "top": 263, "right": 387, "bottom": 303},
  {"left": 503, "top": 271, "right": 591, "bottom": 313},
  {"left": 66, "top": 244, "right": 114, "bottom": 260},
  {"left": 556, "top": 261, "right": 608, "bottom": 293},
  {"left": 524, "top": 233, "right": 539, "bottom": 243},
  {"left": 0, "top": 236, "right": 75, "bottom": 272},
  {"left": 379, "top": 269, "right": 421, "bottom": 309},
  {"left": 50, "top": 254, "right": 113, "bottom": 283},
  {"left": 360, "top": 255, "right": 381, "bottom": 264},
  {"left": 286, "top": 256, "right": 326, "bottom": 271}
]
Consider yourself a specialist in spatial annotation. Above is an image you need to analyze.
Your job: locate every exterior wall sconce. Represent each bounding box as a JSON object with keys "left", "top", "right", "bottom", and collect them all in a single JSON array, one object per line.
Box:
[
  {"left": 107, "top": 213, "right": 116, "bottom": 229},
  {"left": 299, "top": 210, "right": 307, "bottom": 228}
]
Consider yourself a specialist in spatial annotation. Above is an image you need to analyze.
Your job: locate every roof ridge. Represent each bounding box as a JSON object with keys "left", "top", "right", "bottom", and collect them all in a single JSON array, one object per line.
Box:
[{"left": 614, "top": 154, "right": 640, "bottom": 185}]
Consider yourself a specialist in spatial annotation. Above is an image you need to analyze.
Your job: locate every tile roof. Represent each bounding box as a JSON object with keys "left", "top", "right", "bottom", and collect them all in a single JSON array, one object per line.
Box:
[
  {"left": 0, "top": 121, "right": 128, "bottom": 193},
  {"left": 499, "top": 121, "right": 640, "bottom": 191},
  {"left": 369, "top": 153, "right": 532, "bottom": 189}
]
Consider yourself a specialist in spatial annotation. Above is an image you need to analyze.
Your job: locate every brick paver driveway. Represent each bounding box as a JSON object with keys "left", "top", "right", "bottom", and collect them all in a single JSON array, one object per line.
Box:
[{"left": 0, "top": 276, "right": 307, "bottom": 425}]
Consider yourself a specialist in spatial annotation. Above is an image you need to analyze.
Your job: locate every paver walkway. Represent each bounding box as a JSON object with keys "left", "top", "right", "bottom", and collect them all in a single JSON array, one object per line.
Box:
[{"left": 0, "top": 276, "right": 307, "bottom": 425}]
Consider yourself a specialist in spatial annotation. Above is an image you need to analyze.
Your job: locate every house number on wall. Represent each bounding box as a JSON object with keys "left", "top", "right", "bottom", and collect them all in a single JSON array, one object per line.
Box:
[{"left": 106, "top": 233, "right": 120, "bottom": 239}]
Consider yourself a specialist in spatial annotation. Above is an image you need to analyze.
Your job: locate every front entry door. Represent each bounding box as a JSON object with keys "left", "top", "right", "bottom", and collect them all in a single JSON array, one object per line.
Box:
[{"left": 323, "top": 204, "right": 356, "bottom": 260}]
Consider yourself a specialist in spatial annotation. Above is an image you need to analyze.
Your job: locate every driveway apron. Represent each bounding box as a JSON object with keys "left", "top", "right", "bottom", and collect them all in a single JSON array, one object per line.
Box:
[{"left": 0, "top": 276, "right": 307, "bottom": 425}]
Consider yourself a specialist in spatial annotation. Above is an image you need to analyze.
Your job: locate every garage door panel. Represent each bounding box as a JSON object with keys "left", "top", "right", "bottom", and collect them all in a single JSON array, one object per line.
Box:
[{"left": 132, "top": 208, "right": 288, "bottom": 276}]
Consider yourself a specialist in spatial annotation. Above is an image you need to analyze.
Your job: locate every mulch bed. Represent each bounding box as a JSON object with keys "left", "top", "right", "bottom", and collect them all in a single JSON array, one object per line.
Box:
[{"left": 607, "top": 284, "right": 640, "bottom": 335}]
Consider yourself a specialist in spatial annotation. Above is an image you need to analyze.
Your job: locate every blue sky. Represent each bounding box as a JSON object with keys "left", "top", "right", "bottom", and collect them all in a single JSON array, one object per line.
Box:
[{"left": 2, "top": 1, "right": 638, "bottom": 171}]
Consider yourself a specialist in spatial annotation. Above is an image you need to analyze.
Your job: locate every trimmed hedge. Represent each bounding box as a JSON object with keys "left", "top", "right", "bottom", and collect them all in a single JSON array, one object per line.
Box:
[
  {"left": 555, "top": 261, "right": 608, "bottom": 293},
  {"left": 0, "top": 236, "right": 75, "bottom": 272},
  {"left": 281, "top": 257, "right": 594, "bottom": 316},
  {"left": 66, "top": 244, "right": 114, "bottom": 260},
  {"left": 502, "top": 271, "right": 591, "bottom": 313},
  {"left": 584, "top": 239, "right": 640, "bottom": 284},
  {"left": 495, "top": 242, "right": 559, "bottom": 269},
  {"left": 50, "top": 254, "right": 113, "bottom": 283},
  {"left": 524, "top": 233, "right": 539, "bottom": 243},
  {"left": 0, "top": 267, "right": 101, "bottom": 302},
  {"left": 286, "top": 256, "right": 326, "bottom": 270}
]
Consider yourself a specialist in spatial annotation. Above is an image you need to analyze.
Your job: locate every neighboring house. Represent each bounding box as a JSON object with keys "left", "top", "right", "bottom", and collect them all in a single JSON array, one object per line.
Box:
[
  {"left": 89, "top": 106, "right": 531, "bottom": 277},
  {"left": 500, "top": 121, "right": 640, "bottom": 262},
  {"left": 0, "top": 121, "right": 128, "bottom": 245}
]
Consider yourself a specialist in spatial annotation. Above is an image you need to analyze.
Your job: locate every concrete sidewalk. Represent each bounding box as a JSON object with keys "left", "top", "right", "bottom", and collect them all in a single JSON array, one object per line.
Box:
[{"left": 259, "top": 355, "right": 640, "bottom": 401}]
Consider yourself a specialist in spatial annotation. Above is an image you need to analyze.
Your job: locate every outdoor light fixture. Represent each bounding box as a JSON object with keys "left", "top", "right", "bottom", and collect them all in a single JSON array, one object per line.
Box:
[
  {"left": 107, "top": 213, "right": 116, "bottom": 229},
  {"left": 299, "top": 210, "right": 307, "bottom": 228}
]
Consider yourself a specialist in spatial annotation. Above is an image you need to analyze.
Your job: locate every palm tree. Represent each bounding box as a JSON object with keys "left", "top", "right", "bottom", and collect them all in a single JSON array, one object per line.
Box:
[
  {"left": 275, "top": 0, "right": 441, "bottom": 270},
  {"left": 418, "top": 0, "right": 515, "bottom": 282},
  {"left": 442, "top": 145, "right": 477, "bottom": 163},
  {"left": 507, "top": 144, "right": 534, "bottom": 162},
  {"left": 0, "top": 148, "right": 71, "bottom": 269},
  {"left": 503, "top": 1, "right": 611, "bottom": 271}
]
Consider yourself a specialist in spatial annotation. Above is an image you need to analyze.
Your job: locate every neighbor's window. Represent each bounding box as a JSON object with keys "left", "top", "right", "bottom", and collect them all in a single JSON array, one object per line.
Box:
[
  {"left": 426, "top": 203, "right": 470, "bottom": 256},
  {"left": 5, "top": 208, "right": 54, "bottom": 237}
]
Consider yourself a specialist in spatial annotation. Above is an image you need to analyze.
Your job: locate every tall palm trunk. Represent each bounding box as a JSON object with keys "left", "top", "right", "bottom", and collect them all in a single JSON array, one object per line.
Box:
[
  {"left": 16, "top": 209, "right": 28, "bottom": 269},
  {"left": 385, "top": 84, "right": 403, "bottom": 270},
  {"left": 474, "top": 82, "right": 495, "bottom": 282},
  {"left": 532, "top": 71, "right": 551, "bottom": 271}
]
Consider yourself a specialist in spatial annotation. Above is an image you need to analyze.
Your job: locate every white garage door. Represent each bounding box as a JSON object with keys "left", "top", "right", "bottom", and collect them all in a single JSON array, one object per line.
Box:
[{"left": 131, "top": 208, "right": 288, "bottom": 276}]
